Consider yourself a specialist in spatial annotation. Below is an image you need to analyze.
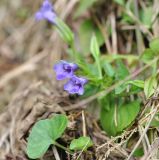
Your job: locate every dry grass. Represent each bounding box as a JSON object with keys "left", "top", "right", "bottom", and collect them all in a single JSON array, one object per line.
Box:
[{"left": 0, "top": 0, "right": 159, "bottom": 160}]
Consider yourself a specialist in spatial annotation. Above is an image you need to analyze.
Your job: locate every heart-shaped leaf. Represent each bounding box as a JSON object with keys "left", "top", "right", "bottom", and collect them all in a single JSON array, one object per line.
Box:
[
  {"left": 27, "top": 114, "right": 68, "bottom": 159},
  {"left": 100, "top": 100, "right": 140, "bottom": 136},
  {"left": 70, "top": 136, "right": 93, "bottom": 151}
]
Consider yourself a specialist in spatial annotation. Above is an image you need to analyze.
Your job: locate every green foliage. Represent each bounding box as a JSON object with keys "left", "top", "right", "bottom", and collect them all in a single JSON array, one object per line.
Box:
[
  {"left": 79, "top": 19, "right": 104, "bottom": 55},
  {"left": 141, "top": 38, "right": 159, "bottom": 64},
  {"left": 27, "top": 115, "right": 68, "bottom": 159},
  {"left": 144, "top": 76, "right": 157, "bottom": 98},
  {"left": 90, "top": 35, "right": 102, "bottom": 78},
  {"left": 141, "top": 49, "right": 155, "bottom": 63},
  {"left": 82, "top": 83, "right": 100, "bottom": 98},
  {"left": 133, "top": 147, "right": 144, "bottom": 157},
  {"left": 100, "top": 100, "right": 140, "bottom": 136},
  {"left": 101, "top": 54, "right": 138, "bottom": 63},
  {"left": 150, "top": 38, "right": 159, "bottom": 54},
  {"left": 30, "top": 1, "right": 159, "bottom": 157},
  {"left": 116, "top": 60, "right": 129, "bottom": 80},
  {"left": 99, "top": 95, "right": 111, "bottom": 111},
  {"left": 102, "top": 62, "right": 115, "bottom": 77},
  {"left": 114, "top": 0, "right": 125, "bottom": 6},
  {"left": 150, "top": 113, "right": 159, "bottom": 127},
  {"left": 90, "top": 35, "right": 100, "bottom": 59},
  {"left": 70, "top": 136, "right": 93, "bottom": 151},
  {"left": 115, "top": 60, "right": 129, "bottom": 94},
  {"left": 140, "top": 7, "right": 153, "bottom": 28},
  {"left": 125, "top": 80, "right": 144, "bottom": 88},
  {"left": 55, "top": 18, "right": 74, "bottom": 44},
  {"left": 75, "top": 0, "right": 97, "bottom": 18}
]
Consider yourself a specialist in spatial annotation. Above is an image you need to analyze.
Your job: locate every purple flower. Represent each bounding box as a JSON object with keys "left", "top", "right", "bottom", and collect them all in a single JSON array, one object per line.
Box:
[
  {"left": 35, "top": 0, "right": 56, "bottom": 24},
  {"left": 53, "top": 61, "right": 78, "bottom": 80},
  {"left": 64, "top": 75, "right": 87, "bottom": 95}
]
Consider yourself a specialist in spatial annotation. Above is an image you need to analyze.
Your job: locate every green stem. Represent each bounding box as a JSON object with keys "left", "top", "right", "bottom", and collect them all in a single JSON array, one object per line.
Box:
[
  {"left": 54, "top": 142, "right": 73, "bottom": 154},
  {"left": 94, "top": 56, "right": 102, "bottom": 79},
  {"left": 70, "top": 41, "right": 79, "bottom": 62},
  {"left": 96, "top": 59, "right": 102, "bottom": 79}
]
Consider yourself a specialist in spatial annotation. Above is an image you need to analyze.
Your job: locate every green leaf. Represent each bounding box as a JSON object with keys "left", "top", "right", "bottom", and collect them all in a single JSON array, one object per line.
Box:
[
  {"left": 144, "top": 76, "right": 157, "bottom": 98},
  {"left": 102, "top": 62, "right": 115, "bottom": 77},
  {"left": 133, "top": 148, "right": 144, "bottom": 157},
  {"left": 150, "top": 112, "right": 159, "bottom": 127},
  {"left": 128, "top": 85, "right": 143, "bottom": 94},
  {"left": 125, "top": 80, "right": 144, "bottom": 88},
  {"left": 115, "top": 85, "right": 127, "bottom": 94},
  {"left": 75, "top": 0, "right": 97, "bottom": 18},
  {"left": 115, "top": 60, "right": 129, "bottom": 79},
  {"left": 115, "top": 60, "right": 129, "bottom": 94},
  {"left": 90, "top": 35, "right": 100, "bottom": 59},
  {"left": 101, "top": 54, "right": 138, "bottom": 63},
  {"left": 27, "top": 115, "right": 68, "bottom": 159},
  {"left": 140, "top": 7, "right": 153, "bottom": 28},
  {"left": 141, "top": 49, "right": 155, "bottom": 63},
  {"left": 114, "top": 0, "right": 125, "bottom": 6},
  {"left": 79, "top": 19, "right": 104, "bottom": 55},
  {"left": 121, "top": 12, "right": 134, "bottom": 24},
  {"left": 55, "top": 18, "right": 74, "bottom": 44},
  {"left": 99, "top": 95, "right": 111, "bottom": 111},
  {"left": 150, "top": 113, "right": 159, "bottom": 127},
  {"left": 70, "top": 137, "right": 93, "bottom": 151},
  {"left": 90, "top": 35, "right": 102, "bottom": 78},
  {"left": 82, "top": 84, "right": 100, "bottom": 98},
  {"left": 100, "top": 100, "right": 140, "bottom": 136},
  {"left": 150, "top": 38, "right": 159, "bottom": 54}
]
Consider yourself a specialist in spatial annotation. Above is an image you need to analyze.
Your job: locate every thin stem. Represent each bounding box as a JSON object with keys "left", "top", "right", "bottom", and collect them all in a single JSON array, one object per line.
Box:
[
  {"left": 70, "top": 41, "right": 79, "bottom": 62},
  {"left": 54, "top": 142, "right": 73, "bottom": 154}
]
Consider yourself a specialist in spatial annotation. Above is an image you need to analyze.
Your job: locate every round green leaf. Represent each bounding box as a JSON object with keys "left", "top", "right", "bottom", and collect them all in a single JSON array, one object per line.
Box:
[
  {"left": 50, "top": 114, "right": 68, "bottom": 140},
  {"left": 70, "top": 136, "right": 93, "bottom": 151},
  {"left": 27, "top": 115, "right": 68, "bottom": 159}
]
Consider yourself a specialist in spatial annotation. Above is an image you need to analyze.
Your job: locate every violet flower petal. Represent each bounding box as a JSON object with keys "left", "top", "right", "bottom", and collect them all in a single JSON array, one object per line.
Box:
[
  {"left": 54, "top": 63, "right": 67, "bottom": 80},
  {"left": 53, "top": 61, "right": 78, "bottom": 80},
  {"left": 35, "top": 0, "right": 56, "bottom": 24},
  {"left": 41, "top": 0, "right": 53, "bottom": 11},
  {"left": 43, "top": 11, "right": 56, "bottom": 23},
  {"left": 78, "top": 87, "right": 84, "bottom": 95},
  {"left": 35, "top": 11, "right": 44, "bottom": 21},
  {"left": 64, "top": 75, "right": 87, "bottom": 95}
]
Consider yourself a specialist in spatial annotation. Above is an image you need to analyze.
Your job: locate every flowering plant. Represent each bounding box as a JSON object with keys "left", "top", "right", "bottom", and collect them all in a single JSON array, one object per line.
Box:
[
  {"left": 33, "top": 0, "right": 144, "bottom": 136},
  {"left": 26, "top": 0, "right": 159, "bottom": 159}
]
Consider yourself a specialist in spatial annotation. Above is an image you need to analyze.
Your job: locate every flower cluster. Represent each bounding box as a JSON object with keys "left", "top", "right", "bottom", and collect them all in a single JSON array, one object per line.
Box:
[
  {"left": 54, "top": 61, "right": 87, "bottom": 95},
  {"left": 35, "top": 1, "right": 87, "bottom": 95}
]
